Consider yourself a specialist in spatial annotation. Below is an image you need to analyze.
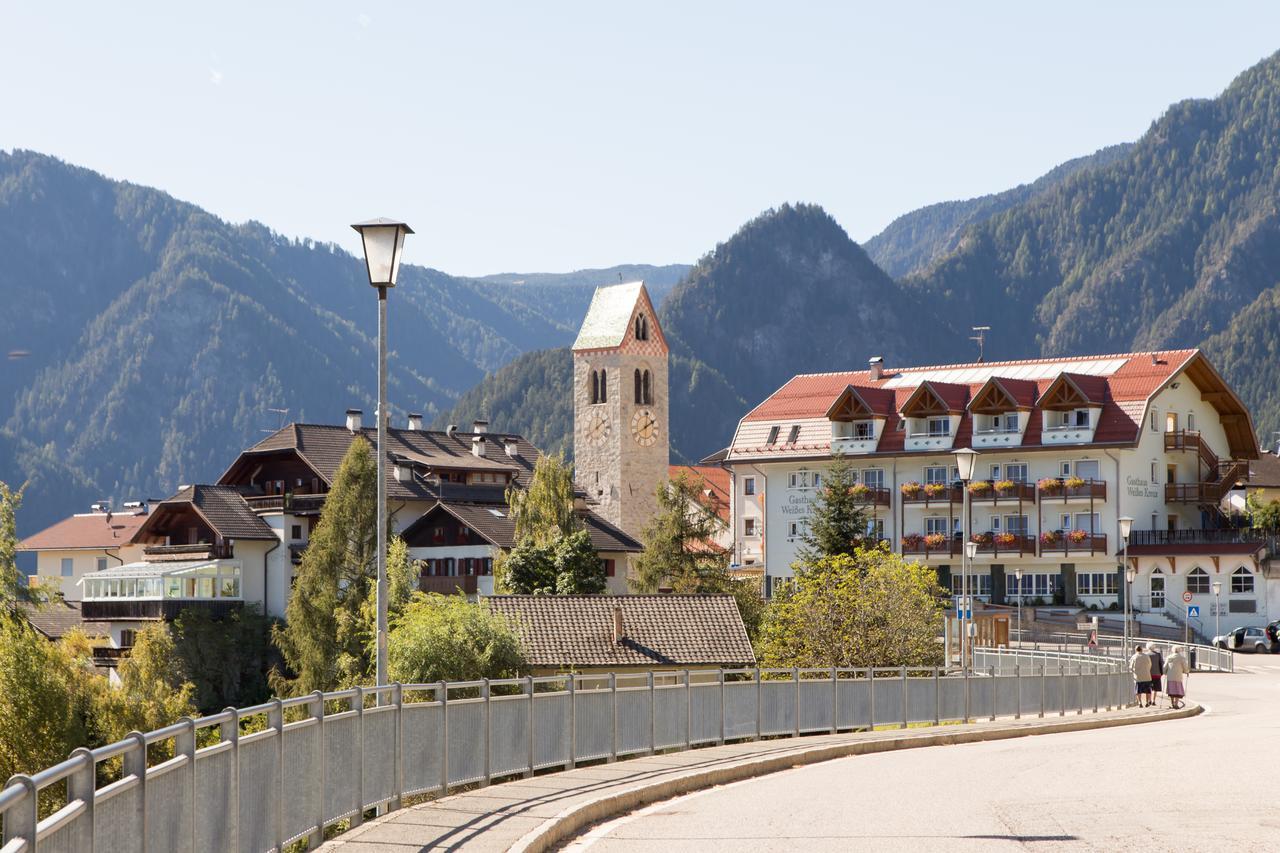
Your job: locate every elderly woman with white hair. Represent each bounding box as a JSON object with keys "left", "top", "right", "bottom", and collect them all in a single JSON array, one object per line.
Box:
[{"left": 1164, "top": 646, "right": 1190, "bottom": 709}]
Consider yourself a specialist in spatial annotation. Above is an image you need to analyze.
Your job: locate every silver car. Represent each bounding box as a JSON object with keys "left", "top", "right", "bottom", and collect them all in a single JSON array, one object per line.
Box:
[{"left": 1213, "top": 625, "right": 1271, "bottom": 653}]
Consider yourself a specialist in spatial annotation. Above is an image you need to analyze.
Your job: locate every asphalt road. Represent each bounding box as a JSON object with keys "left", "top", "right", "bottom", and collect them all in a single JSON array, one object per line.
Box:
[{"left": 566, "top": 654, "right": 1280, "bottom": 853}]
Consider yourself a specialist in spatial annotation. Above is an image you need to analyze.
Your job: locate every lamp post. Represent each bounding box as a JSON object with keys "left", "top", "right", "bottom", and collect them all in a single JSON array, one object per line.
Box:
[
  {"left": 352, "top": 218, "right": 413, "bottom": 689},
  {"left": 1014, "top": 567, "right": 1023, "bottom": 650},
  {"left": 1118, "top": 515, "right": 1134, "bottom": 658},
  {"left": 1212, "top": 580, "right": 1222, "bottom": 643},
  {"left": 954, "top": 447, "right": 978, "bottom": 672}
]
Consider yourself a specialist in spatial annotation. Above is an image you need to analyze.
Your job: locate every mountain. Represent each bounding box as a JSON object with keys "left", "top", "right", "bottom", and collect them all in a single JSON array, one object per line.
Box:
[
  {"left": 0, "top": 150, "right": 683, "bottom": 536},
  {"left": 900, "top": 52, "right": 1280, "bottom": 443},
  {"left": 864, "top": 143, "right": 1134, "bottom": 278},
  {"left": 473, "top": 265, "right": 689, "bottom": 312}
]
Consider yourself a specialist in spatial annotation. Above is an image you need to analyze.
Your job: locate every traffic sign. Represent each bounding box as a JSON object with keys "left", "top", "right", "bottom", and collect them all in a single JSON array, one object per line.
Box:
[
  {"left": 1182, "top": 591, "right": 1194, "bottom": 604},
  {"left": 1187, "top": 605, "right": 1200, "bottom": 618}
]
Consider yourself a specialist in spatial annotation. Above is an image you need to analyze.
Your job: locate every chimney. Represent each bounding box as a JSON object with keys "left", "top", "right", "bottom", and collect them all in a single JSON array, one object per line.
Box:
[
  {"left": 503, "top": 437, "right": 519, "bottom": 457},
  {"left": 869, "top": 356, "right": 883, "bottom": 382},
  {"left": 407, "top": 413, "right": 423, "bottom": 431},
  {"left": 612, "top": 606, "right": 624, "bottom": 645},
  {"left": 446, "top": 424, "right": 458, "bottom": 437},
  {"left": 346, "top": 409, "right": 363, "bottom": 432},
  {"left": 472, "top": 435, "right": 487, "bottom": 458},
  {"left": 472, "top": 419, "right": 489, "bottom": 434}
]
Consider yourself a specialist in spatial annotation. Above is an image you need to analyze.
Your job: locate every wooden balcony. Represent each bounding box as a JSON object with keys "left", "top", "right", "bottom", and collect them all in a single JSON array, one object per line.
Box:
[
  {"left": 81, "top": 599, "right": 243, "bottom": 621},
  {"left": 143, "top": 543, "right": 233, "bottom": 560},
  {"left": 419, "top": 575, "right": 479, "bottom": 595},
  {"left": 900, "top": 484, "right": 963, "bottom": 507},
  {"left": 901, "top": 536, "right": 961, "bottom": 558},
  {"left": 969, "top": 535, "right": 1036, "bottom": 557},
  {"left": 1036, "top": 478, "right": 1106, "bottom": 502},
  {"left": 245, "top": 493, "right": 327, "bottom": 514},
  {"left": 965, "top": 481, "right": 1036, "bottom": 504},
  {"left": 850, "top": 486, "right": 892, "bottom": 507},
  {"left": 91, "top": 646, "right": 130, "bottom": 667},
  {"left": 1038, "top": 533, "right": 1108, "bottom": 556},
  {"left": 1165, "top": 460, "right": 1249, "bottom": 504}
]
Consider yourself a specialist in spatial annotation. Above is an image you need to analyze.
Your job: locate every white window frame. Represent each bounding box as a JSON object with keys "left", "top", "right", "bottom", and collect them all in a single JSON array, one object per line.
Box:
[
  {"left": 743, "top": 477, "right": 755, "bottom": 496},
  {"left": 744, "top": 517, "right": 760, "bottom": 537},
  {"left": 852, "top": 420, "right": 874, "bottom": 439},
  {"left": 1187, "top": 567, "right": 1210, "bottom": 594},
  {"left": 1005, "top": 515, "right": 1029, "bottom": 535},
  {"left": 1004, "top": 463, "right": 1028, "bottom": 482},
  {"left": 1231, "top": 567, "right": 1254, "bottom": 595},
  {"left": 1149, "top": 410, "right": 1157, "bottom": 432},
  {"left": 925, "top": 517, "right": 951, "bottom": 536},
  {"left": 862, "top": 468, "right": 885, "bottom": 489},
  {"left": 60, "top": 558, "right": 73, "bottom": 577},
  {"left": 927, "top": 417, "right": 951, "bottom": 437},
  {"left": 924, "top": 466, "right": 949, "bottom": 485}
]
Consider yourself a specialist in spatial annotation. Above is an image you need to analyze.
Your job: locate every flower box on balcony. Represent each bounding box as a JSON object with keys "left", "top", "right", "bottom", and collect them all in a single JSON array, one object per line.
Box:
[
  {"left": 994, "top": 532, "right": 1018, "bottom": 548},
  {"left": 1040, "top": 530, "right": 1062, "bottom": 545},
  {"left": 923, "top": 483, "right": 946, "bottom": 499},
  {"left": 993, "top": 479, "right": 1016, "bottom": 495},
  {"left": 970, "top": 532, "right": 993, "bottom": 546},
  {"left": 901, "top": 481, "right": 922, "bottom": 498},
  {"left": 968, "top": 481, "right": 992, "bottom": 496},
  {"left": 850, "top": 484, "right": 872, "bottom": 501},
  {"left": 1067, "top": 528, "right": 1090, "bottom": 544},
  {"left": 1064, "top": 476, "right": 1086, "bottom": 490},
  {"left": 1037, "top": 477, "right": 1063, "bottom": 495},
  {"left": 902, "top": 533, "right": 923, "bottom": 549},
  {"left": 924, "top": 533, "right": 948, "bottom": 549}
]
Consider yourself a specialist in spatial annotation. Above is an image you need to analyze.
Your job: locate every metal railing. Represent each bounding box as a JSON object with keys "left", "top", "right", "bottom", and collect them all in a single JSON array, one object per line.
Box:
[
  {"left": 0, "top": 658, "right": 1132, "bottom": 852},
  {"left": 1002, "top": 633, "right": 1233, "bottom": 673}
]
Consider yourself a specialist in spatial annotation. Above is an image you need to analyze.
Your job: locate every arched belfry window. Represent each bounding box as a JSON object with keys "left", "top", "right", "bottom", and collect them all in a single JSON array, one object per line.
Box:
[
  {"left": 599, "top": 368, "right": 607, "bottom": 403},
  {"left": 634, "top": 369, "right": 643, "bottom": 404},
  {"left": 589, "top": 370, "right": 600, "bottom": 404},
  {"left": 642, "top": 370, "right": 653, "bottom": 405},
  {"left": 635, "top": 314, "right": 649, "bottom": 341}
]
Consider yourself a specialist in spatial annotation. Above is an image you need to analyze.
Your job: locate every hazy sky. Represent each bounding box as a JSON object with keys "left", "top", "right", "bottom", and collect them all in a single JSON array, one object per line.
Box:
[{"left": 3, "top": 3, "right": 1279, "bottom": 276}]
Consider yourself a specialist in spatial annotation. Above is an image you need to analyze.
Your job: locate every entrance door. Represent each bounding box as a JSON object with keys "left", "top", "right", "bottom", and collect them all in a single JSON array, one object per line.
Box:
[{"left": 1150, "top": 571, "right": 1165, "bottom": 610}]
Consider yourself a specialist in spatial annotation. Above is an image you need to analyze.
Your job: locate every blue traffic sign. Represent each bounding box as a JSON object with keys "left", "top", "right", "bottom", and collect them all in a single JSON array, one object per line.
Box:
[{"left": 1187, "top": 605, "right": 1200, "bottom": 618}]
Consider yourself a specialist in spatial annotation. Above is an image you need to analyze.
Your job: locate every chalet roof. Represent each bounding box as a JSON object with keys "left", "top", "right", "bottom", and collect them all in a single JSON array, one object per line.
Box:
[
  {"left": 1247, "top": 452, "right": 1280, "bottom": 488},
  {"left": 402, "top": 502, "right": 643, "bottom": 553},
  {"left": 18, "top": 511, "right": 149, "bottom": 552},
  {"left": 669, "top": 464, "right": 730, "bottom": 523},
  {"left": 485, "top": 594, "right": 755, "bottom": 669},
  {"left": 155, "top": 485, "right": 277, "bottom": 540},
  {"left": 732, "top": 349, "right": 1258, "bottom": 460},
  {"left": 21, "top": 600, "right": 112, "bottom": 640},
  {"left": 572, "top": 281, "right": 647, "bottom": 350}
]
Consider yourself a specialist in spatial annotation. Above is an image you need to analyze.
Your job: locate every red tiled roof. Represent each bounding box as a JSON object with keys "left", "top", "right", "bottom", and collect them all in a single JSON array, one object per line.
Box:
[
  {"left": 669, "top": 465, "right": 730, "bottom": 522},
  {"left": 18, "top": 512, "right": 149, "bottom": 552}
]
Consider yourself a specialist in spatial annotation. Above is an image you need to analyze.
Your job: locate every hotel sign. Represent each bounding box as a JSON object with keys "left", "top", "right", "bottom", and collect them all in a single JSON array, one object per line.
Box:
[
  {"left": 780, "top": 493, "right": 813, "bottom": 516},
  {"left": 1125, "top": 476, "right": 1159, "bottom": 499}
]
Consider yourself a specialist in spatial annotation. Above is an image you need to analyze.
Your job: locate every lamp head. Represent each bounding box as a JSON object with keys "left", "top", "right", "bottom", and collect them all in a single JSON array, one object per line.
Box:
[
  {"left": 1212, "top": 580, "right": 1222, "bottom": 596},
  {"left": 953, "top": 447, "right": 979, "bottom": 482},
  {"left": 351, "top": 218, "right": 414, "bottom": 287},
  {"left": 964, "top": 540, "right": 978, "bottom": 560},
  {"left": 1118, "top": 516, "right": 1134, "bottom": 540}
]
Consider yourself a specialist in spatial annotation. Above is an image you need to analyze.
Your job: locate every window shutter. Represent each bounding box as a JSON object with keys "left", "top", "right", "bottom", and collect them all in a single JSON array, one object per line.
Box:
[{"left": 604, "top": 559, "right": 616, "bottom": 577}]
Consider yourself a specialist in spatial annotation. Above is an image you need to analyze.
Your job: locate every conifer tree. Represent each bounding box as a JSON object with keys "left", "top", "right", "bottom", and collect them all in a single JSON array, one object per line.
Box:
[{"left": 797, "top": 453, "right": 869, "bottom": 562}]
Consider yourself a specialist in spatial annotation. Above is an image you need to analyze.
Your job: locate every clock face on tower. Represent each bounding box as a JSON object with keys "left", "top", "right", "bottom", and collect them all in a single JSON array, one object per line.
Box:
[
  {"left": 586, "top": 411, "right": 612, "bottom": 447},
  {"left": 631, "top": 408, "right": 658, "bottom": 446}
]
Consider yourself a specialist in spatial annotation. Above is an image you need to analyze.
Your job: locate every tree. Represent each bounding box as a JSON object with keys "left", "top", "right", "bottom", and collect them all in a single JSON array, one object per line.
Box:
[
  {"left": 553, "top": 529, "right": 606, "bottom": 594},
  {"left": 358, "top": 535, "right": 417, "bottom": 667},
  {"left": 273, "top": 437, "right": 377, "bottom": 693},
  {"left": 508, "top": 453, "right": 578, "bottom": 545},
  {"left": 387, "top": 594, "right": 526, "bottom": 683},
  {"left": 758, "top": 547, "right": 945, "bottom": 669},
  {"left": 797, "top": 453, "right": 869, "bottom": 562},
  {"left": 1, "top": 481, "right": 46, "bottom": 611},
  {"left": 1252, "top": 497, "right": 1280, "bottom": 532},
  {"left": 172, "top": 604, "right": 277, "bottom": 714}
]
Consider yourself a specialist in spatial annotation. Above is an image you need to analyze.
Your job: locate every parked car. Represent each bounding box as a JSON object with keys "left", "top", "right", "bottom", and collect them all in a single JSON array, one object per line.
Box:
[
  {"left": 1213, "top": 625, "right": 1271, "bottom": 653},
  {"left": 1266, "top": 620, "right": 1280, "bottom": 652}
]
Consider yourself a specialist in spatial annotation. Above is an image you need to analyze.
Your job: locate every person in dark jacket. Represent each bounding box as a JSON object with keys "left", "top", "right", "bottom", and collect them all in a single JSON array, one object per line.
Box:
[{"left": 1148, "top": 645, "right": 1165, "bottom": 706}]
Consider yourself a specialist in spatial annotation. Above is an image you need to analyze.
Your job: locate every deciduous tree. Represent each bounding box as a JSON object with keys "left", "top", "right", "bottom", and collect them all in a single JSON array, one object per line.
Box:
[{"left": 387, "top": 594, "right": 526, "bottom": 683}]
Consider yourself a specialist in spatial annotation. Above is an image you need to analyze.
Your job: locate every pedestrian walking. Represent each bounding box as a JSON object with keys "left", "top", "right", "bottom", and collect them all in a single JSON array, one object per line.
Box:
[
  {"left": 1129, "top": 643, "right": 1153, "bottom": 707},
  {"left": 1148, "top": 644, "right": 1165, "bottom": 706},
  {"left": 1165, "top": 646, "right": 1190, "bottom": 710}
]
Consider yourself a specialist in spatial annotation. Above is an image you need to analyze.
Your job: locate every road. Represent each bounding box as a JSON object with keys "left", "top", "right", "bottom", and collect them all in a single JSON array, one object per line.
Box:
[{"left": 566, "top": 654, "right": 1280, "bottom": 852}]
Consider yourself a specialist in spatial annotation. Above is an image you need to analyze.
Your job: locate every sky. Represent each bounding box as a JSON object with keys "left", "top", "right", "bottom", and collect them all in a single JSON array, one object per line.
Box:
[{"left": 3, "top": 3, "right": 1279, "bottom": 277}]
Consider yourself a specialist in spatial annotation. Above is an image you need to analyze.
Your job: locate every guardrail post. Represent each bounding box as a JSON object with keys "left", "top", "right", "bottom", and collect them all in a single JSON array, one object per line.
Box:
[
  {"left": 1014, "top": 665, "right": 1021, "bottom": 720},
  {"left": 961, "top": 666, "right": 969, "bottom": 724},
  {"left": 438, "top": 682, "right": 449, "bottom": 793},
  {"left": 269, "top": 698, "right": 285, "bottom": 851},
  {"left": 830, "top": 668, "right": 838, "bottom": 734},
  {"left": 526, "top": 675, "right": 536, "bottom": 777},
  {"left": 1059, "top": 666, "right": 1066, "bottom": 717},
  {"left": 933, "top": 667, "right": 940, "bottom": 726},
  {"left": 568, "top": 675, "right": 577, "bottom": 770},
  {"left": 1077, "top": 665, "right": 1084, "bottom": 715},
  {"left": 685, "top": 670, "right": 694, "bottom": 749},
  {"left": 352, "top": 687, "right": 365, "bottom": 825},
  {"left": 868, "top": 669, "right": 876, "bottom": 731},
  {"left": 1091, "top": 664, "right": 1098, "bottom": 713},
  {"left": 754, "top": 668, "right": 762, "bottom": 741},
  {"left": 125, "top": 731, "right": 149, "bottom": 853},
  {"left": 1038, "top": 665, "right": 1045, "bottom": 718},
  {"left": 900, "top": 667, "right": 908, "bottom": 729},
  {"left": 2, "top": 775, "right": 37, "bottom": 851},
  {"left": 310, "top": 692, "right": 325, "bottom": 847},
  {"left": 648, "top": 672, "right": 657, "bottom": 754},
  {"left": 792, "top": 668, "right": 800, "bottom": 737},
  {"left": 482, "top": 678, "right": 492, "bottom": 786},
  {"left": 220, "top": 709, "right": 239, "bottom": 848},
  {"left": 719, "top": 669, "right": 727, "bottom": 744},
  {"left": 69, "top": 746, "right": 98, "bottom": 853},
  {"left": 988, "top": 666, "right": 996, "bottom": 721},
  {"left": 609, "top": 673, "right": 618, "bottom": 762},
  {"left": 392, "top": 684, "right": 404, "bottom": 809}
]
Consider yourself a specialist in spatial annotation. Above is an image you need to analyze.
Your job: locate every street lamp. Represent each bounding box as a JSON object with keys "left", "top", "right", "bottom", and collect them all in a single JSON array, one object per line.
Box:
[
  {"left": 954, "top": 448, "right": 979, "bottom": 673},
  {"left": 1118, "top": 515, "right": 1134, "bottom": 657},
  {"left": 1212, "top": 580, "right": 1222, "bottom": 643},
  {"left": 1014, "top": 567, "right": 1023, "bottom": 650},
  {"left": 352, "top": 218, "right": 414, "bottom": 689}
]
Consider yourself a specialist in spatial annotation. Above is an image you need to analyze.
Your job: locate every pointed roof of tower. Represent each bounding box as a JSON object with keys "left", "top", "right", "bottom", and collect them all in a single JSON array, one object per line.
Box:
[{"left": 572, "top": 281, "right": 648, "bottom": 350}]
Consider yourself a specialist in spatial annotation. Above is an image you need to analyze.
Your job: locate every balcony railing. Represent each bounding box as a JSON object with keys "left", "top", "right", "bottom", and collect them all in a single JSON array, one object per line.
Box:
[
  {"left": 143, "top": 543, "right": 234, "bottom": 560},
  {"left": 419, "top": 575, "right": 479, "bottom": 595},
  {"left": 81, "top": 599, "right": 244, "bottom": 621},
  {"left": 1036, "top": 478, "right": 1106, "bottom": 502},
  {"left": 850, "top": 486, "right": 892, "bottom": 507},
  {"left": 900, "top": 484, "right": 963, "bottom": 506},
  {"left": 901, "top": 536, "right": 961, "bottom": 557},
  {"left": 969, "top": 535, "right": 1036, "bottom": 557},
  {"left": 1038, "top": 533, "right": 1108, "bottom": 556},
  {"left": 965, "top": 480, "right": 1036, "bottom": 504},
  {"left": 1127, "top": 528, "right": 1279, "bottom": 556},
  {"left": 245, "top": 493, "right": 328, "bottom": 513}
]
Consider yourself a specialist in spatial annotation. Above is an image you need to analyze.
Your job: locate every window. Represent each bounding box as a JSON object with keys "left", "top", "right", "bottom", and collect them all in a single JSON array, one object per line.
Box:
[
  {"left": 853, "top": 420, "right": 874, "bottom": 439},
  {"left": 743, "top": 477, "right": 756, "bottom": 496},
  {"left": 812, "top": 472, "right": 821, "bottom": 488},
  {"left": 744, "top": 518, "right": 759, "bottom": 537},
  {"left": 291, "top": 524, "right": 303, "bottom": 540},
  {"left": 120, "top": 629, "right": 137, "bottom": 648},
  {"left": 867, "top": 519, "right": 885, "bottom": 539},
  {"left": 1187, "top": 567, "right": 1210, "bottom": 594},
  {"left": 787, "top": 425, "right": 801, "bottom": 444},
  {"left": 642, "top": 370, "right": 652, "bottom": 405},
  {"left": 1074, "top": 409, "right": 1090, "bottom": 427},
  {"left": 96, "top": 558, "right": 107, "bottom": 573},
  {"left": 1004, "top": 463, "right": 1028, "bottom": 482},
  {"left": 927, "top": 417, "right": 951, "bottom": 436},
  {"left": 1151, "top": 462, "right": 1158, "bottom": 482},
  {"left": 766, "top": 425, "right": 780, "bottom": 445},
  {"left": 788, "top": 521, "right": 800, "bottom": 539},
  {"left": 1074, "top": 513, "right": 1100, "bottom": 532},
  {"left": 1077, "top": 573, "right": 1118, "bottom": 596},
  {"left": 1074, "top": 459, "right": 1100, "bottom": 480},
  {"left": 1187, "top": 413, "right": 1195, "bottom": 431},
  {"left": 1005, "top": 515, "right": 1029, "bottom": 535},
  {"left": 925, "top": 517, "right": 951, "bottom": 536},
  {"left": 1059, "top": 461, "right": 1072, "bottom": 477},
  {"left": 599, "top": 368, "right": 607, "bottom": 403},
  {"left": 602, "top": 559, "right": 616, "bottom": 578},
  {"left": 924, "top": 466, "right": 949, "bottom": 485},
  {"left": 989, "top": 516, "right": 1001, "bottom": 532},
  {"left": 1150, "top": 410, "right": 1157, "bottom": 432},
  {"left": 951, "top": 574, "right": 992, "bottom": 597},
  {"left": 789, "top": 470, "right": 811, "bottom": 489},
  {"left": 590, "top": 370, "right": 600, "bottom": 404},
  {"left": 61, "top": 558, "right": 73, "bottom": 577},
  {"left": 862, "top": 469, "right": 885, "bottom": 489},
  {"left": 635, "top": 314, "right": 648, "bottom": 341},
  {"left": 634, "top": 369, "right": 642, "bottom": 404},
  {"left": 1231, "top": 567, "right": 1254, "bottom": 594}
]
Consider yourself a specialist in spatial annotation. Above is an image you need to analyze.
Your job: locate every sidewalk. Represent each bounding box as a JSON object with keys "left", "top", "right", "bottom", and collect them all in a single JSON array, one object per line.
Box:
[{"left": 320, "top": 701, "right": 1197, "bottom": 853}]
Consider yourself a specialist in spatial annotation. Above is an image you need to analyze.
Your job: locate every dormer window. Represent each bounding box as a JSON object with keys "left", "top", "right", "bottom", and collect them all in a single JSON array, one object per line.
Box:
[
  {"left": 766, "top": 425, "right": 780, "bottom": 445},
  {"left": 852, "top": 420, "right": 873, "bottom": 439},
  {"left": 927, "top": 417, "right": 950, "bottom": 437},
  {"left": 787, "top": 425, "right": 801, "bottom": 444}
]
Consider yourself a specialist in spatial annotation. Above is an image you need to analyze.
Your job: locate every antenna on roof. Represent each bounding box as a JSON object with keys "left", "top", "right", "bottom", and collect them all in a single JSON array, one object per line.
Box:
[{"left": 970, "top": 326, "right": 990, "bottom": 363}]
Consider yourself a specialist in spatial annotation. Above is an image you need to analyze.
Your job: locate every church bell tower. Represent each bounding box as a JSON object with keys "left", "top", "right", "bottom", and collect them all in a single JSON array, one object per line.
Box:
[{"left": 572, "top": 281, "right": 670, "bottom": 540}]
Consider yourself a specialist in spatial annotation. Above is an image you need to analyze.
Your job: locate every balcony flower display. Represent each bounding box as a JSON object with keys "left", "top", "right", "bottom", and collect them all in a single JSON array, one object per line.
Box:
[
  {"left": 923, "top": 532, "right": 948, "bottom": 550},
  {"left": 994, "top": 479, "right": 1016, "bottom": 495},
  {"left": 1039, "top": 530, "right": 1061, "bottom": 545},
  {"left": 850, "top": 483, "right": 872, "bottom": 501},
  {"left": 1037, "top": 477, "right": 1062, "bottom": 494},
  {"left": 1067, "top": 528, "right": 1090, "bottom": 544},
  {"left": 968, "top": 480, "right": 992, "bottom": 496},
  {"left": 969, "top": 531, "right": 993, "bottom": 546},
  {"left": 994, "top": 532, "right": 1018, "bottom": 548},
  {"left": 923, "top": 482, "right": 947, "bottom": 499},
  {"left": 902, "top": 532, "right": 923, "bottom": 549},
  {"left": 1064, "top": 475, "right": 1086, "bottom": 490},
  {"left": 900, "top": 481, "right": 922, "bottom": 498}
]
